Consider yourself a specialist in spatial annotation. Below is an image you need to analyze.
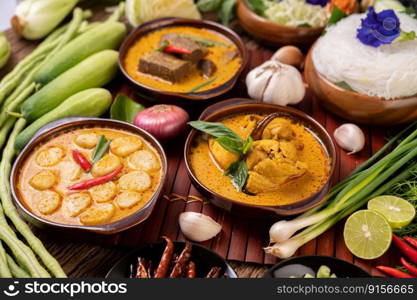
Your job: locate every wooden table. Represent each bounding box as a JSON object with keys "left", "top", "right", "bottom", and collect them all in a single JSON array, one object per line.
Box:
[{"left": 1, "top": 6, "right": 397, "bottom": 278}]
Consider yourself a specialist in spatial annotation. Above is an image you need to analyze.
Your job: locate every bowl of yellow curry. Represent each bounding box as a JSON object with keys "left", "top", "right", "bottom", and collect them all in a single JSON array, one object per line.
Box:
[
  {"left": 184, "top": 99, "right": 336, "bottom": 217},
  {"left": 10, "top": 118, "right": 167, "bottom": 234},
  {"left": 119, "top": 18, "right": 248, "bottom": 103}
]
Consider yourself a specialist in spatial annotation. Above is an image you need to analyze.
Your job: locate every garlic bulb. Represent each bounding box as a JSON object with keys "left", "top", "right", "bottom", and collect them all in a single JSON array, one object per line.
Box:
[
  {"left": 334, "top": 123, "right": 365, "bottom": 154},
  {"left": 179, "top": 212, "right": 222, "bottom": 242},
  {"left": 271, "top": 46, "right": 304, "bottom": 69},
  {"left": 11, "top": 0, "right": 78, "bottom": 40},
  {"left": 0, "top": 32, "right": 10, "bottom": 69},
  {"left": 246, "top": 60, "right": 305, "bottom": 106}
]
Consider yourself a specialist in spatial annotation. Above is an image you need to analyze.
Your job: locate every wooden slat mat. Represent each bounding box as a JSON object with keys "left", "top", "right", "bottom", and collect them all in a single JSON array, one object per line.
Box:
[{"left": 95, "top": 49, "right": 397, "bottom": 276}]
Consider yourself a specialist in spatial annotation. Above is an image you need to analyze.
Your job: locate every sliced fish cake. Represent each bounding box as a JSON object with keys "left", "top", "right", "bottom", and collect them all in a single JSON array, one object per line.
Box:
[
  {"left": 37, "top": 191, "right": 61, "bottom": 215},
  {"left": 91, "top": 155, "right": 122, "bottom": 177},
  {"left": 80, "top": 203, "right": 115, "bottom": 225},
  {"left": 74, "top": 133, "right": 98, "bottom": 149},
  {"left": 35, "top": 146, "right": 65, "bottom": 167},
  {"left": 115, "top": 191, "right": 142, "bottom": 209},
  {"left": 119, "top": 171, "right": 152, "bottom": 192},
  {"left": 89, "top": 181, "right": 117, "bottom": 203},
  {"left": 110, "top": 136, "right": 142, "bottom": 157},
  {"left": 127, "top": 150, "right": 160, "bottom": 172},
  {"left": 62, "top": 193, "right": 92, "bottom": 217},
  {"left": 29, "top": 170, "right": 58, "bottom": 190}
]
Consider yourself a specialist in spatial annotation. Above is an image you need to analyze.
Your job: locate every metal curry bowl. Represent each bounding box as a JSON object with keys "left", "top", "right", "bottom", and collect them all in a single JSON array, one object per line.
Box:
[
  {"left": 184, "top": 98, "right": 337, "bottom": 217},
  {"left": 10, "top": 117, "right": 168, "bottom": 235},
  {"left": 118, "top": 17, "right": 248, "bottom": 105}
]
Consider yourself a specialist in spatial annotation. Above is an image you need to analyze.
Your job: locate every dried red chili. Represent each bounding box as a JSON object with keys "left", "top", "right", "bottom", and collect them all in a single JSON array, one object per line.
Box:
[
  {"left": 169, "top": 243, "right": 192, "bottom": 278},
  {"left": 186, "top": 261, "right": 196, "bottom": 278},
  {"left": 154, "top": 236, "right": 175, "bottom": 278}
]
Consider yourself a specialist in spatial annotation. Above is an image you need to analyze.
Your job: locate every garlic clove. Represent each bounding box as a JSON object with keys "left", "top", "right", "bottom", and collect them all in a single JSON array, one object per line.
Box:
[
  {"left": 333, "top": 123, "right": 365, "bottom": 155},
  {"left": 179, "top": 212, "right": 222, "bottom": 242},
  {"left": 271, "top": 46, "right": 304, "bottom": 69}
]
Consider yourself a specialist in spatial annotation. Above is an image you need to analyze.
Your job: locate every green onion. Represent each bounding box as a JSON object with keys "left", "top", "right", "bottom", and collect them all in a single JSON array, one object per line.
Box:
[{"left": 266, "top": 123, "right": 417, "bottom": 257}]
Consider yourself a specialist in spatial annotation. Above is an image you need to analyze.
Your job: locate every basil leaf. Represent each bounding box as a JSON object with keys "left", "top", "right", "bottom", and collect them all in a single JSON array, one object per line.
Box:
[
  {"left": 91, "top": 135, "right": 111, "bottom": 164},
  {"left": 246, "top": 0, "right": 267, "bottom": 16},
  {"left": 216, "top": 136, "right": 244, "bottom": 154},
  {"left": 327, "top": 5, "right": 346, "bottom": 27},
  {"left": 110, "top": 94, "right": 145, "bottom": 124},
  {"left": 298, "top": 23, "right": 311, "bottom": 28},
  {"left": 242, "top": 137, "right": 253, "bottom": 155},
  {"left": 335, "top": 81, "right": 355, "bottom": 92},
  {"left": 180, "top": 34, "right": 230, "bottom": 47},
  {"left": 197, "top": 0, "right": 223, "bottom": 12},
  {"left": 220, "top": 0, "right": 237, "bottom": 26},
  {"left": 188, "top": 121, "right": 242, "bottom": 142},
  {"left": 226, "top": 160, "right": 249, "bottom": 191}
]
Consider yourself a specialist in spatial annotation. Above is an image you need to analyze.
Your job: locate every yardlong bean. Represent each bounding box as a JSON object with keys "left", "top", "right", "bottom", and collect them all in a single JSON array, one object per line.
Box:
[
  {"left": 0, "top": 119, "right": 66, "bottom": 277},
  {"left": 6, "top": 254, "right": 30, "bottom": 278}
]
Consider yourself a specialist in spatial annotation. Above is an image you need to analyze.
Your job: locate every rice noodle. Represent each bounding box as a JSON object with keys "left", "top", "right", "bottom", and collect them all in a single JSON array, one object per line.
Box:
[{"left": 312, "top": 13, "right": 417, "bottom": 99}]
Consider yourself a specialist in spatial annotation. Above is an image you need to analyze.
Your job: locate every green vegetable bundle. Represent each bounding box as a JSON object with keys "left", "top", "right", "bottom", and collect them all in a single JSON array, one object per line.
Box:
[
  {"left": 0, "top": 3, "right": 125, "bottom": 278},
  {"left": 266, "top": 122, "right": 417, "bottom": 258}
]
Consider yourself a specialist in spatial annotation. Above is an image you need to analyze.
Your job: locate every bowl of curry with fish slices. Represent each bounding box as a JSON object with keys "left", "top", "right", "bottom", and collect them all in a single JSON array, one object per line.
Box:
[
  {"left": 184, "top": 99, "right": 336, "bottom": 217},
  {"left": 10, "top": 117, "right": 167, "bottom": 234},
  {"left": 119, "top": 18, "right": 248, "bottom": 104}
]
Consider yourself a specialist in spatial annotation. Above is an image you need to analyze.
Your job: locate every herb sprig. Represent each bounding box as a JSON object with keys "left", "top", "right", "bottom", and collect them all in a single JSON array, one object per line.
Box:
[
  {"left": 91, "top": 135, "right": 111, "bottom": 164},
  {"left": 189, "top": 120, "right": 253, "bottom": 191}
]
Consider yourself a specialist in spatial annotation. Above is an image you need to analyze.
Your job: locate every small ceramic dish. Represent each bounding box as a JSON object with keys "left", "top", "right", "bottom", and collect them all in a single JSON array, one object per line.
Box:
[
  {"left": 263, "top": 255, "right": 371, "bottom": 278},
  {"left": 10, "top": 117, "right": 168, "bottom": 235},
  {"left": 304, "top": 45, "right": 417, "bottom": 125},
  {"left": 105, "top": 240, "right": 237, "bottom": 278},
  {"left": 184, "top": 98, "right": 336, "bottom": 217},
  {"left": 118, "top": 17, "right": 248, "bottom": 104},
  {"left": 236, "top": 0, "right": 324, "bottom": 46}
]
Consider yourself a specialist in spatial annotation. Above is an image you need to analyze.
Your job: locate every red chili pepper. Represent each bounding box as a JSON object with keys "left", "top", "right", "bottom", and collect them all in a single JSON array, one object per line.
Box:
[
  {"left": 72, "top": 150, "right": 92, "bottom": 172},
  {"left": 392, "top": 234, "right": 417, "bottom": 265},
  {"left": 401, "top": 257, "right": 417, "bottom": 277},
  {"left": 404, "top": 236, "right": 417, "bottom": 249},
  {"left": 376, "top": 266, "right": 415, "bottom": 278},
  {"left": 163, "top": 44, "right": 192, "bottom": 55},
  {"left": 68, "top": 167, "right": 122, "bottom": 190}
]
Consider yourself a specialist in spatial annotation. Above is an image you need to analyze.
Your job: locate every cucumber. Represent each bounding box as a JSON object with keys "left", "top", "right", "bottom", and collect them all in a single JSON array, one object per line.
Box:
[
  {"left": 15, "top": 88, "right": 112, "bottom": 150},
  {"left": 21, "top": 50, "right": 118, "bottom": 122},
  {"left": 34, "top": 22, "right": 126, "bottom": 84}
]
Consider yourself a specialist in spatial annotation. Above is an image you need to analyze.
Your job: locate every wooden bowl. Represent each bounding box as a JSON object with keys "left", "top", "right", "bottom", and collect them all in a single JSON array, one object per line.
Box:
[
  {"left": 106, "top": 240, "right": 237, "bottom": 278},
  {"left": 10, "top": 117, "right": 168, "bottom": 235},
  {"left": 263, "top": 256, "right": 371, "bottom": 278},
  {"left": 184, "top": 98, "right": 337, "bottom": 217},
  {"left": 236, "top": 0, "right": 324, "bottom": 46},
  {"left": 118, "top": 17, "right": 248, "bottom": 105},
  {"left": 305, "top": 45, "right": 417, "bottom": 125}
]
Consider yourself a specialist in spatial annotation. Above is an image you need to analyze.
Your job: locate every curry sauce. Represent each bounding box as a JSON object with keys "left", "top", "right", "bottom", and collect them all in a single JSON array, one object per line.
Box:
[
  {"left": 17, "top": 128, "right": 162, "bottom": 226},
  {"left": 124, "top": 26, "right": 242, "bottom": 93},
  {"left": 188, "top": 114, "right": 331, "bottom": 206}
]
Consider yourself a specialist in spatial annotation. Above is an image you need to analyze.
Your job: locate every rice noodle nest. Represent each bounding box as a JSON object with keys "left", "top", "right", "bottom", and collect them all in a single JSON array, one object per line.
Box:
[{"left": 312, "top": 13, "right": 417, "bottom": 100}]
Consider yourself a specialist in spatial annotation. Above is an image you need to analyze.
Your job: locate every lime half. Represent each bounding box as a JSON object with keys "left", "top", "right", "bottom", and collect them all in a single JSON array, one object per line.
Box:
[
  {"left": 343, "top": 210, "right": 392, "bottom": 260},
  {"left": 368, "top": 195, "right": 416, "bottom": 229}
]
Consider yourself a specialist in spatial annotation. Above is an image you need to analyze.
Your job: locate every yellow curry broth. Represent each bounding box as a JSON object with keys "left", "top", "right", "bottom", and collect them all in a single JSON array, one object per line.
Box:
[
  {"left": 188, "top": 114, "right": 331, "bottom": 206},
  {"left": 124, "top": 26, "right": 241, "bottom": 93},
  {"left": 17, "top": 128, "right": 162, "bottom": 226}
]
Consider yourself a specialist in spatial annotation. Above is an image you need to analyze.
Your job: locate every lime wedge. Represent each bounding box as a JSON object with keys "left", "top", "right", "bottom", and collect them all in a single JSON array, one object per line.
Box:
[
  {"left": 368, "top": 195, "right": 416, "bottom": 229},
  {"left": 343, "top": 210, "right": 392, "bottom": 260}
]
